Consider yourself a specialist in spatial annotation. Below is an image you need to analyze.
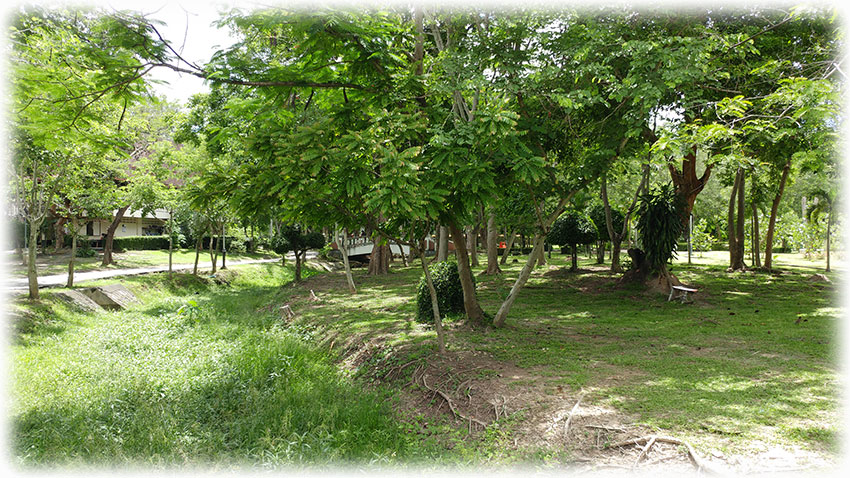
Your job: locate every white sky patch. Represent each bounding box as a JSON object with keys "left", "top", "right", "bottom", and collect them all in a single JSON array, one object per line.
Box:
[{"left": 139, "top": 2, "right": 237, "bottom": 105}]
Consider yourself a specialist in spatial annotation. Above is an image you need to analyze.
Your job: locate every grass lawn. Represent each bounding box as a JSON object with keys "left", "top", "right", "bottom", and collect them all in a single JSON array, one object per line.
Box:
[
  {"left": 8, "top": 249, "right": 843, "bottom": 470},
  {"left": 10, "top": 265, "right": 425, "bottom": 467},
  {"left": 274, "top": 250, "right": 842, "bottom": 461},
  {"left": 6, "top": 248, "right": 279, "bottom": 278}
]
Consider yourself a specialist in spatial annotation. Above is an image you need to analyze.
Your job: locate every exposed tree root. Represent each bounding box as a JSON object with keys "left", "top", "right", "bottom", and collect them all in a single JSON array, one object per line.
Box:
[
  {"left": 611, "top": 435, "right": 719, "bottom": 475},
  {"left": 420, "top": 374, "right": 488, "bottom": 428},
  {"left": 563, "top": 391, "right": 586, "bottom": 437}
]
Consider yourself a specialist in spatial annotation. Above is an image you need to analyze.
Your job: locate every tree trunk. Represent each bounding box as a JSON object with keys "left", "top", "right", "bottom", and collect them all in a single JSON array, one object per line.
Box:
[
  {"left": 67, "top": 216, "right": 78, "bottom": 288},
  {"left": 466, "top": 225, "right": 479, "bottom": 267},
  {"left": 168, "top": 208, "right": 174, "bottom": 274},
  {"left": 825, "top": 215, "right": 831, "bottom": 272},
  {"left": 537, "top": 242, "right": 547, "bottom": 266},
  {"left": 611, "top": 238, "right": 623, "bottom": 272},
  {"left": 485, "top": 210, "right": 501, "bottom": 274},
  {"left": 249, "top": 224, "right": 255, "bottom": 253},
  {"left": 752, "top": 200, "right": 761, "bottom": 268},
  {"left": 493, "top": 234, "right": 544, "bottom": 327},
  {"left": 209, "top": 225, "right": 218, "bottom": 274},
  {"left": 736, "top": 168, "right": 746, "bottom": 268},
  {"left": 448, "top": 221, "right": 486, "bottom": 324},
  {"left": 596, "top": 241, "right": 605, "bottom": 264},
  {"left": 294, "top": 250, "right": 303, "bottom": 282},
  {"left": 367, "top": 236, "right": 390, "bottom": 275},
  {"left": 193, "top": 233, "right": 203, "bottom": 275},
  {"left": 669, "top": 145, "right": 713, "bottom": 224},
  {"left": 101, "top": 205, "right": 130, "bottom": 266},
  {"left": 339, "top": 229, "right": 357, "bottom": 293},
  {"left": 437, "top": 225, "right": 448, "bottom": 261},
  {"left": 728, "top": 168, "right": 744, "bottom": 270},
  {"left": 570, "top": 244, "right": 578, "bottom": 271},
  {"left": 727, "top": 172, "right": 737, "bottom": 268},
  {"left": 54, "top": 216, "right": 67, "bottom": 253},
  {"left": 220, "top": 223, "right": 227, "bottom": 270},
  {"left": 27, "top": 218, "right": 42, "bottom": 300},
  {"left": 601, "top": 170, "right": 645, "bottom": 274},
  {"left": 416, "top": 244, "right": 446, "bottom": 354},
  {"left": 397, "top": 241, "right": 408, "bottom": 267},
  {"left": 763, "top": 160, "right": 791, "bottom": 271},
  {"left": 500, "top": 229, "right": 515, "bottom": 265}
]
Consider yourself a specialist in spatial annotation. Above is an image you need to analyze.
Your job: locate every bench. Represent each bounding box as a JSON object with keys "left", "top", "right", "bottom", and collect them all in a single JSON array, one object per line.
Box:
[{"left": 668, "top": 285, "right": 698, "bottom": 303}]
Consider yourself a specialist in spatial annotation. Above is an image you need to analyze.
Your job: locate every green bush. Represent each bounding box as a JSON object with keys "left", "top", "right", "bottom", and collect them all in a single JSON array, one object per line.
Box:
[
  {"left": 112, "top": 235, "right": 171, "bottom": 251},
  {"left": 415, "top": 260, "right": 472, "bottom": 323},
  {"left": 224, "top": 237, "right": 248, "bottom": 253},
  {"left": 75, "top": 240, "right": 96, "bottom": 258}
]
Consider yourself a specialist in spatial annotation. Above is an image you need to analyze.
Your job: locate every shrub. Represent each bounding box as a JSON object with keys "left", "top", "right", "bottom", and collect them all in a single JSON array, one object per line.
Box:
[
  {"left": 225, "top": 237, "right": 248, "bottom": 253},
  {"left": 112, "top": 235, "right": 170, "bottom": 251},
  {"left": 586, "top": 204, "right": 625, "bottom": 240},
  {"left": 75, "top": 240, "right": 96, "bottom": 258},
  {"left": 415, "top": 261, "right": 472, "bottom": 323}
]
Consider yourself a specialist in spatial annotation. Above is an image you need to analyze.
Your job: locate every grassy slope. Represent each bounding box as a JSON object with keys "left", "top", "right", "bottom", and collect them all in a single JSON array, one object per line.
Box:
[{"left": 10, "top": 265, "right": 418, "bottom": 468}]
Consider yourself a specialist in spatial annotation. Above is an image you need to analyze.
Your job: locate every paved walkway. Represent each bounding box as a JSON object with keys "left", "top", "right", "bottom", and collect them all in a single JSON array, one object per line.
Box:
[{"left": 4, "top": 257, "right": 285, "bottom": 293}]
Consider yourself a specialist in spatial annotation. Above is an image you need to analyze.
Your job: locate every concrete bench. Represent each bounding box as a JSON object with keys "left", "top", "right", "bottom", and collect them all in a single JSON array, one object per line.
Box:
[{"left": 668, "top": 285, "right": 698, "bottom": 303}]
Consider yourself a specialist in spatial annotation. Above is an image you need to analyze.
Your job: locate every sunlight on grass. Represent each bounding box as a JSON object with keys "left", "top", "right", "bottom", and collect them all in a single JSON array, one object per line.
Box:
[{"left": 9, "top": 251, "right": 841, "bottom": 465}]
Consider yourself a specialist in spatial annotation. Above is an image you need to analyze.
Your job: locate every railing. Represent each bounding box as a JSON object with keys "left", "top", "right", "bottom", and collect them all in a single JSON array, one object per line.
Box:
[{"left": 347, "top": 236, "right": 372, "bottom": 248}]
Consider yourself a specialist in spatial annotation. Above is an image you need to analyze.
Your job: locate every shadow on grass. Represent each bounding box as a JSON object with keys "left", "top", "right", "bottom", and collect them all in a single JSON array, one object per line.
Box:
[{"left": 9, "top": 297, "right": 73, "bottom": 347}]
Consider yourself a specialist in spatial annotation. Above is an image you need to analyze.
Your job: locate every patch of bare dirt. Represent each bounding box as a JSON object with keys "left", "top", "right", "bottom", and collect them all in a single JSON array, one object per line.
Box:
[{"left": 337, "top": 337, "right": 837, "bottom": 475}]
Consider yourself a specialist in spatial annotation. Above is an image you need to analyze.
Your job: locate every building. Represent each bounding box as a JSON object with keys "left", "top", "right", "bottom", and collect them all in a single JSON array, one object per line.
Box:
[{"left": 78, "top": 208, "right": 171, "bottom": 243}]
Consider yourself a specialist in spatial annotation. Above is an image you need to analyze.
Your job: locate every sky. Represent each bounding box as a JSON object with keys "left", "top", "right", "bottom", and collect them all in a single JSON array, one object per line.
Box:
[{"left": 140, "top": 2, "right": 238, "bottom": 105}]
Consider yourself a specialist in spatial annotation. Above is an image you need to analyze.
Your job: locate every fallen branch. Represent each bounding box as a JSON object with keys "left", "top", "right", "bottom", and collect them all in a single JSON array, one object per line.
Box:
[{"left": 421, "top": 375, "right": 488, "bottom": 428}]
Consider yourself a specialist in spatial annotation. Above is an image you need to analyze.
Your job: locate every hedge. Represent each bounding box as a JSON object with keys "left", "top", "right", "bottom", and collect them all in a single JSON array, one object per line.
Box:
[{"left": 113, "top": 235, "right": 171, "bottom": 251}]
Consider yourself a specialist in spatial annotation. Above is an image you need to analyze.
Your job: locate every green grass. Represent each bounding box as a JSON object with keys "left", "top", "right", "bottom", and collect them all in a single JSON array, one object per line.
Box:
[
  {"left": 273, "top": 250, "right": 842, "bottom": 455},
  {"left": 10, "top": 264, "right": 417, "bottom": 467},
  {"left": 478, "top": 255, "right": 840, "bottom": 452},
  {"left": 10, "top": 250, "right": 842, "bottom": 466}
]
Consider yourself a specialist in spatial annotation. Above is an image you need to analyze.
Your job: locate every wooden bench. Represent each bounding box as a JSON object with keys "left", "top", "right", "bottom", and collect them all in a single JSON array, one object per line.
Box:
[{"left": 668, "top": 285, "right": 698, "bottom": 303}]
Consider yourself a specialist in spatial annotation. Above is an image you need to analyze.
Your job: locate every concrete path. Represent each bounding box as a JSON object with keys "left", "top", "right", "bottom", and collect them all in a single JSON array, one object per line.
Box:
[{"left": 4, "top": 257, "right": 285, "bottom": 293}]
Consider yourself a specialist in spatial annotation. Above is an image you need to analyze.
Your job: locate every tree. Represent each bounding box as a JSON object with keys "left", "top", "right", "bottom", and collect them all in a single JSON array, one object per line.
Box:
[
  {"left": 549, "top": 211, "right": 597, "bottom": 272},
  {"left": 807, "top": 183, "right": 838, "bottom": 272},
  {"left": 271, "top": 225, "right": 325, "bottom": 283},
  {"left": 56, "top": 155, "right": 117, "bottom": 288},
  {"left": 99, "top": 100, "right": 183, "bottom": 266},
  {"left": 587, "top": 203, "right": 625, "bottom": 265},
  {"left": 9, "top": 7, "right": 185, "bottom": 297}
]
